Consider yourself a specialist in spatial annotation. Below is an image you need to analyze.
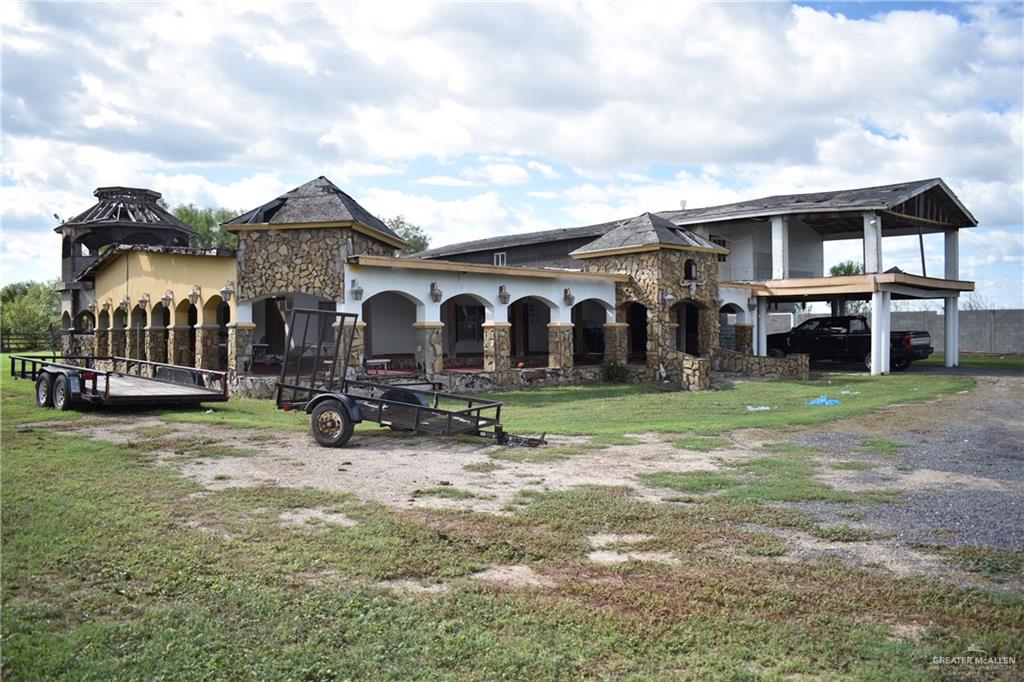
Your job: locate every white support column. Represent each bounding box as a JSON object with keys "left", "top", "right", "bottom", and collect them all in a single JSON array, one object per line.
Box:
[
  {"left": 863, "top": 212, "right": 883, "bottom": 274},
  {"left": 880, "top": 292, "right": 891, "bottom": 374},
  {"left": 870, "top": 291, "right": 884, "bottom": 375},
  {"left": 944, "top": 230, "right": 959, "bottom": 280},
  {"left": 236, "top": 299, "right": 253, "bottom": 325},
  {"left": 770, "top": 216, "right": 789, "bottom": 280},
  {"left": 944, "top": 296, "right": 959, "bottom": 367},
  {"left": 755, "top": 297, "right": 768, "bottom": 356}
]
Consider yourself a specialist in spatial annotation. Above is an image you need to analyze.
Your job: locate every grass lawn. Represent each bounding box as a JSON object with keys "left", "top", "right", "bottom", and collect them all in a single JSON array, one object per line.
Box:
[
  {"left": 918, "top": 352, "right": 1024, "bottom": 372},
  {"left": 2, "top": 354, "right": 1020, "bottom": 679}
]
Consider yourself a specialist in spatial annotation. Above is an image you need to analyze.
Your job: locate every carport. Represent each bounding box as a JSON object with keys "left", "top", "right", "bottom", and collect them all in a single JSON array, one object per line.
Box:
[{"left": 737, "top": 271, "right": 974, "bottom": 374}]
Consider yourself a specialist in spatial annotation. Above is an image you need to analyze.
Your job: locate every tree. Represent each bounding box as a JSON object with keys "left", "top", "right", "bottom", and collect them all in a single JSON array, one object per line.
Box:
[
  {"left": 386, "top": 216, "right": 431, "bottom": 254},
  {"left": 959, "top": 292, "right": 993, "bottom": 311},
  {"left": 829, "top": 260, "right": 863, "bottom": 277},
  {"left": 172, "top": 204, "right": 240, "bottom": 249},
  {"left": 0, "top": 280, "right": 61, "bottom": 338}
]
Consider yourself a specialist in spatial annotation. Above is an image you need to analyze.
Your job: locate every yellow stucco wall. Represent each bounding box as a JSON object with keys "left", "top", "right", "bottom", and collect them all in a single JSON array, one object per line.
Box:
[{"left": 93, "top": 251, "right": 237, "bottom": 326}]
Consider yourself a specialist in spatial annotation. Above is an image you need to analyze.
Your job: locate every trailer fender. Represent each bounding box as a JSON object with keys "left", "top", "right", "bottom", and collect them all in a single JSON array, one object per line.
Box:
[{"left": 305, "top": 393, "right": 364, "bottom": 423}]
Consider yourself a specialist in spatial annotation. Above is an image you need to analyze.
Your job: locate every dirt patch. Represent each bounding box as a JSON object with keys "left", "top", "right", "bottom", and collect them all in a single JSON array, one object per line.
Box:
[
  {"left": 470, "top": 564, "right": 556, "bottom": 588},
  {"left": 588, "top": 533, "right": 656, "bottom": 548},
  {"left": 377, "top": 578, "right": 451, "bottom": 595},
  {"left": 819, "top": 466, "right": 1024, "bottom": 495},
  {"left": 588, "top": 550, "right": 681, "bottom": 566},
  {"left": 278, "top": 508, "right": 358, "bottom": 528}
]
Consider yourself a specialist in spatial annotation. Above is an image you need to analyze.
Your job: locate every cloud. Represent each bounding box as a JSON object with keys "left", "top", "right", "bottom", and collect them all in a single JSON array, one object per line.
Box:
[
  {"left": 464, "top": 162, "right": 531, "bottom": 186},
  {"left": 527, "top": 161, "right": 560, "bottom": 179},
  {"left": 414, "top": 176, "right": 477, "bottom": 187}
]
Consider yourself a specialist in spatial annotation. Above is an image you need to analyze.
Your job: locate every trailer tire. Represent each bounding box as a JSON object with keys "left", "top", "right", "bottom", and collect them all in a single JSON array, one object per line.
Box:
[
  {"left": 52, "top": 374, "right": 73, "bottom": 411},
  {"left": 310, "top": 400, "right": 353, "bottom": 447},
  {"left": 35, "top": 373, "right": 53, "bottom": 408}
]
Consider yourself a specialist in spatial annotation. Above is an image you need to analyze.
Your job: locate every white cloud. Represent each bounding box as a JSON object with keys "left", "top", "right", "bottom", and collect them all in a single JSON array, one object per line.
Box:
[
  {"left": 414, "top": 176, "right": 477, "bottom": 187},
  {"left": 464, "top": 163, "right": 531, "bottom": 186},
  {"left": 527, "top": 161, "right": 560, "bottom": 179}
]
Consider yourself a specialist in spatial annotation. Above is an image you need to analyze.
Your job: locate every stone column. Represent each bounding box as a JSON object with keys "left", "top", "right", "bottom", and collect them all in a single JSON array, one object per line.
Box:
[
  {"left": 227, "top": 322, "right": 256, "bottom": 375},
  {"left": 168, "top": 326, "right": 191, "bottom": 366},
  {"left": 602, "top": 322, "right": 628, "bottom": 366},
  {"left": 109, "top": 326, "right": 126, "bottom": 358},
  {"left": 482, "top": 322, "right": 511, "bottom": 372},
  {"left": 126, "top": 326, "right": 143, "bottom": 360},
  {"left": 60, "top": 332, "right": 73, "bottom": 356},
  {"left": 734, "top": 323, "right": 753, "bottom": 355},
  {"left": 339, "top": 320, "right": 366, "bottom": 373},
  {"left": 414, "top": 322, "right": 444, "bottom": 376},
  {"left": 145, "top": 326, "right": 168, "bottom": 364},
  {"left": 94, "top": 328, "right": 109, "bottom": 357},
  {"left": 547, "top": 323, "right": 574, "bottom": 370},
  {"left": 195, "top": 325, "right": 221, "bottom": 370}
]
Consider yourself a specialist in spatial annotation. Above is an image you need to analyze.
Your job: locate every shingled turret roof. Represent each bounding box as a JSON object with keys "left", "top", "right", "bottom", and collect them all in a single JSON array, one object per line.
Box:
[
  {"left": 222, "top": 176, "right": 406, "bottom": 246},
  {"left": 569, "top": 212, "right": 728, "bottom": 258},
  {"left": 55, "top": 186, "right": 194, "bottom": 235}
]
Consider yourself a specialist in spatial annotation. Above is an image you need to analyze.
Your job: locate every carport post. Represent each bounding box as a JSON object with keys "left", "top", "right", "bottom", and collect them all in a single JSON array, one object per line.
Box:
[
  {"left": 755, "top": 297, "right": 768, "bottom": 356},
  {"left": 944, "top": 297, "right": 959, "bottom": 367},
  {"left": 880, "top": 292, "right": 891, "bottom": 374},
  {"left": 870, "top": 291, "right": 884, "bottom": 375},
  {"left": 863, "top": 212, "right": 882, "bottom": 274}
]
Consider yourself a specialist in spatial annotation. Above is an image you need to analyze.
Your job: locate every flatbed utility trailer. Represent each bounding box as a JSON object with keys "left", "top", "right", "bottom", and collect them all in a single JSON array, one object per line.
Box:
[
  {"left": 275, "top": 309, "right": 544, "bottom": 448},
  {"left": 10, "top": 354, "right": 228, "bottom": 411}
]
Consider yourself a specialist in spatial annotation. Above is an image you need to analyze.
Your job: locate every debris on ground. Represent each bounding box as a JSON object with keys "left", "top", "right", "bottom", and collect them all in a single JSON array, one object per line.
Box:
[
  {"left": 746, "top": 405, "right": 771, "bottom": 412},
  {"left": 808, "top": 396, "right": 842, "bottom": 406}
]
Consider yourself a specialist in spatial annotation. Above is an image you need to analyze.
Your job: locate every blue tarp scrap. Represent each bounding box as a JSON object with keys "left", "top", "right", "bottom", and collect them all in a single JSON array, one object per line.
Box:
[{"left": 807, "top": 395, "right": 841, "bottom": 406}]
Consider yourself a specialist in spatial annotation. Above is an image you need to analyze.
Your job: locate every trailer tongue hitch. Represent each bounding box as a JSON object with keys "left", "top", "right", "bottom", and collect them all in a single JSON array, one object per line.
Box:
[{"left": 498, "top": 431, "right": 547, "bottom": 448}]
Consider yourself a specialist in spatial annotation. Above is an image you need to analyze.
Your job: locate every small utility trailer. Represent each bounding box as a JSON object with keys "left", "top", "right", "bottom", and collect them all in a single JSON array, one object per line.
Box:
[
  {"left": 10, "top": 354, "right": 228, "bottom": 411},
  {"left": 275, "top": 309, "right": 544, "bottom": 448}
]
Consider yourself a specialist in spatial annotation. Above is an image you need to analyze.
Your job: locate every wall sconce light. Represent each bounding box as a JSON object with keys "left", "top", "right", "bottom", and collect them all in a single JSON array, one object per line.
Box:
[
  {"left": 219, "top": 282, "right": 234, "bottom": 302},
  {"left": 120, "top": 295, "right": 131, "bottom": 311},
  {"left": 188, "top": 286, "right": 201, "bottom": 305},
  {"left": 661, "top": 290, "right": 676, "bottom": 307},
  {"left": 430, "top": 282, "right": 443, "bottom": 303},
  {"left": 138, "top": 293, "right": 151, "bottom": 308},
  {"left": 563, "top": 288, "right": 575, "bottom": 306},
  {"left": 87, "top": 302, "right": 97, "bottom": 313},
  {"left": 103, "top": 299, "right": 112, "bottom": 311},
  {"left": 161, "top": 290, "right": 174, "bottom": 309},
  {"left": 350, "top": 279, "right": 364, "bottom": 301},
  {"left": 498, "top": 285, "right": 510, "bottom": 305},
  {"left": 747, "top": 296, "right": 757, "bottom": 308}
]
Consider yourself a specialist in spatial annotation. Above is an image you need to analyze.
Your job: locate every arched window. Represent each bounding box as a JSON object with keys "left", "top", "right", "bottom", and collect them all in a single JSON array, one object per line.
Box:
[{"left": 684, "top": 259, "right": 698, "bottom": 280}]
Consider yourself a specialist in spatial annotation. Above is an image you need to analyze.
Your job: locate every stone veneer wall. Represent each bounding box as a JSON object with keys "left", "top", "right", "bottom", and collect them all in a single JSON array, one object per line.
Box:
[
  {"left": 581, "top": 248, "right": 720, "bottom": 383},
  {"left": 547, "top": 324, "right": 574, "bottom": 369},
  {"left": 712, "top": 347, "right": 810, "bottom": 381},
  {"left": 235, "top": 227, "right": 394, "bottom": 302}
]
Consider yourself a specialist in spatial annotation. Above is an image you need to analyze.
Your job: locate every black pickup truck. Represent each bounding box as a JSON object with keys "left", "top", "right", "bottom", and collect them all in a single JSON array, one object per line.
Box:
[{"left": 767, "top": 315, "right": 933, "bottom": 371}]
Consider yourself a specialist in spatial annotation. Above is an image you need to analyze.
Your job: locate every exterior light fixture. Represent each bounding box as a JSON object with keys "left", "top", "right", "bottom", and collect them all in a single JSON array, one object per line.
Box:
[
  {"left": 161, "top": 290, "right": 174, "bottom": 308},
  {"left": 350, "top": 279, "right": 364, "bottom": 301},
  {"left": 86, "top": 302, "right": 97, "bottom": 313},
  {"left": 103, "top": 299, "right": 112, "bottom": 311},
  {"left": 430, "top": 282, "right": 443, "bottom": 303},
  {"left": 498, "top": 285, "right": 510, "bottom": 305},
  {"left": 661, "top": 290, "right": 676, "bottom": 307},
  {"left": 563, "top": 288, "right": 575, "bottom": 306},
  {"left": 138, "top": 293, "right": 151, "bottom": 308},
  {"left": 120, "top": 295, "right": 131, "bottom": 311},
  {"left": 188, "top": 286, "right": 201, "bottom": 305},
  {"left": 219, "top": 282, "right": 234, "bottom": 302}
]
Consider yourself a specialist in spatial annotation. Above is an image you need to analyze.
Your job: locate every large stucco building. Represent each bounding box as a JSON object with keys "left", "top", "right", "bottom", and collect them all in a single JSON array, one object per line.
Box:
[{"left": 60, "top": 176, "right": 977, "bottom": 393}]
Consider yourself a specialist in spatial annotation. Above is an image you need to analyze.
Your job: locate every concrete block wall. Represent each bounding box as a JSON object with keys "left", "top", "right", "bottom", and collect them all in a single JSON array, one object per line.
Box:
[{"left": 775, "top": 309, "right": 1024, "bottom": 354}]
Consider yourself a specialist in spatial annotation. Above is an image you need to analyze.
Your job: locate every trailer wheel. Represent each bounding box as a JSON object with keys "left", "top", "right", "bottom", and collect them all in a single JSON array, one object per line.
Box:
[
  {"left": 863, "top": 352, "right": 872, "bottom": 371},
  {"left": 310, "top": 400, "right": 353, "bottom": 447},
  {"left": 52, "top": 375, "right": 73, "bottom": 411},
  {"left": 35, "top": 373, "right": 53, "bottom": 408}
]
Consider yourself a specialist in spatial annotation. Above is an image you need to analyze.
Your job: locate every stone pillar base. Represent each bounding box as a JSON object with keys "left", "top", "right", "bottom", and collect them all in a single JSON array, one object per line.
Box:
[
  {"left": 734, "top": 323, "right": 753, "bottom": 355},
  {"left": 168, "top": 326, "right": 192, "bottom": 367},
  {"left": 126, "top": 327, "right": 144, "bottom": 360},
  {"left": 228, "top": 323, "right": 256, "bottom": 376},
  {"left": 109, "top": 329, "right": 126, "bottom": 358},
  {"left": 602, "top": 323, "right": 628, "bottom": 366},
  {"left": 145, "top": 327, "right": 167, "bottom": 364},
  {"left": 94, "top": 329, "right": 110, "bottom": 358},
  {"left": 414, "top": 322, "right": 444, "bottom": 376},
  {"left": 483, "top": 322, "right": 511, "bottom": 372},
  {"left": 547, "top": 323, "right": 574, "bottom": 370}
]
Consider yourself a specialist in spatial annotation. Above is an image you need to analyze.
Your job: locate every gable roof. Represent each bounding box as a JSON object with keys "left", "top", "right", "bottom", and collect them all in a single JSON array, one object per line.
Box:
[
  {"left": 657, "top": 178, "right": 977, "bottom": 227},
  {"left": 222, "top": 176, "right": 406, "bottom": 246},
  {"left": 416, "top": 219, "right": 619, "bottom": 259},
  {"left": 570, "top": 212, "right": 728, "bottom": 258}
]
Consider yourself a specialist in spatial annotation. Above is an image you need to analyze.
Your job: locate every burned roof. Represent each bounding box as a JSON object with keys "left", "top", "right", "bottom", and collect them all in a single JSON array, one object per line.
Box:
[
  {"left": 76, "top": 244, "right": 235, "bottom": 281},
  {"left": 222, "top": 176, "right": 405, "bottom": 244},
  {"left": 55, "top": 186, "right": 195, "bottom": 234},
  {"left": 416, "top": 219, "right": 620, "bottom": 259},
  {"left": 570, "top": 213, "right": 727, "bottom": 257},
  {"left": 657, "top": 178, "right": 977, "bottom": 227}
]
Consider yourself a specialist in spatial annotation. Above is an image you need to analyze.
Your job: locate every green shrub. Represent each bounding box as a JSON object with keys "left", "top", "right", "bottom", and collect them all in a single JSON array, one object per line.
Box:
[{"left": 601, "top": 359, "right": 628, "bottom": 383}]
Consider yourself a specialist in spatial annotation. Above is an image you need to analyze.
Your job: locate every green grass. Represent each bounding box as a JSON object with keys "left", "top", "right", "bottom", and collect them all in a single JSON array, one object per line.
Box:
[
  {"left": 412, "top": 486, "right": 478, "bottom": 500},
  {"left": 813, "top": 525, "right": 888, "bottom": 543},
  {"left": 639, "top": 444, "right": 901, "bottom": 505},
  {"left": 4, "top": 355, "right": 1021, "bottom": 679},
  {"left": 913, "top": 544, "right": 1024, "bottom": 582},
  {"left": 918, "top": 353, "right": 1024, "bottom": 372},
  {"left": 831, "top": 460, "right": 879, "bottom": 471},
  {"left": 860, "top": 438, "right": 906, "bottom": 458},
  {"left": 670, "top": 435, "right": 731, "bottom": 452},
  {"left": 486, "top": 373, "right": 973, "bottom": 436}
]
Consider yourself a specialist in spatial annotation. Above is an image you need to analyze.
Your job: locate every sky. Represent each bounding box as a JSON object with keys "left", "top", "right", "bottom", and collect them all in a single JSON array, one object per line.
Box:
[{"left": 2, "top": 1, "right": 1022, "bottom": 307}]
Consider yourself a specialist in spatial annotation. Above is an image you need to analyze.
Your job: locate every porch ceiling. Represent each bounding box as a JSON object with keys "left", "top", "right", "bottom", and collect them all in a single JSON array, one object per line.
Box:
[{"left": 723, "top": 272, "right": 975, "bottom": 302}]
